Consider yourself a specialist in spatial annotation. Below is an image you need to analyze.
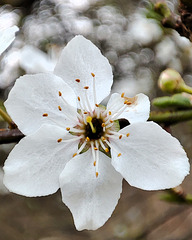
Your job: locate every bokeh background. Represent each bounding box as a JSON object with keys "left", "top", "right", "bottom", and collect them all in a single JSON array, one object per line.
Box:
[{"left": 0, "top": 0, "right": 192, "bottom": 239}]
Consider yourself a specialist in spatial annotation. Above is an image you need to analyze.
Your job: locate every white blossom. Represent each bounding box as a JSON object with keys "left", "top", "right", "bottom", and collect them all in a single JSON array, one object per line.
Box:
[{"left": 3, "top": 36, "right": 189, "bottom": 230}]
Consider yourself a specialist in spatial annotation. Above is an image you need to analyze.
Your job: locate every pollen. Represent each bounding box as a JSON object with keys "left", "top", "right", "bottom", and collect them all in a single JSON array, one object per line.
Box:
[
  {"left": 57, "top": 138, "right": 62, "bottom": 143},
  {"left": 101, "top": 123, "right": 105, "bottom": 127},
  {"left": 94, "top": 147, "right": 98, "bottom": 150},
  {"left": 78, "top": 96, "right": 80, "bottom": 101},
  {"left": 58, "top": 106, "right": 62, "bottom": 111},
  {"left": 91, "top": 72, "right": 95, "bottom": 77},
  {"left": 117, "top": 153, "right": 122, "bottom": 157},
  {"left": 119, "top": 135, "right": 122, "bottom": 139},
  {"left": 110, "top": 120, "right": 113, "bottom": 123},
  {"left": 93, "top": 161, "right": 96, "bottom": 166},
  {"left": 73, "top": 153, "right": 77, "bottom": 157},
  {"left": 58, "top": 91, "right": 62, "bottom": 96},
  {"left": 96, "top": 172, "right": 99, "bottom": 178},
  {"left": 126, "top": 133, "right": 130, "bottom": 137},
  {"left": 121, "top": 92, "right": 125, "bottom": 98},
  {"left": 109, "top": 111, "right": 111, "bottom": 115},
  {"left": 42, "top": 113, "right": 48, "bottom": 117},
  {"left": 101, "top": 136, "right": 106, "bottom": 141},
  {"left": 75, "top": 79, "right": 80, "bottom": 83},
  {"left": 105, "top": 148, "right": 109, "bottom": 152},
  {"left": 84, "top": 111, "right": 88, "bottom": 114},
  {"left": 84, "top": 86, "right": 89, "bottom": 89},
  {"left": 66, "top": 127, "right": 70, "bottom": 131},
  {"left": 95, "top": 104, "right": 99, "bottom": 107}
]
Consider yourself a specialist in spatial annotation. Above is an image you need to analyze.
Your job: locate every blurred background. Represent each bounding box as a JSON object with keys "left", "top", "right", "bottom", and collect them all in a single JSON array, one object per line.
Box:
[{"left": 0, "top": 0, "right": 192, "bottom": 239}]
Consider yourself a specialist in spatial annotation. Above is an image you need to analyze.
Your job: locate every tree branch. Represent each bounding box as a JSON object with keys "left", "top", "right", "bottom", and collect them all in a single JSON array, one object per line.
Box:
[{"left": 0, "top": 129, "right": 24, "bottom": 144}]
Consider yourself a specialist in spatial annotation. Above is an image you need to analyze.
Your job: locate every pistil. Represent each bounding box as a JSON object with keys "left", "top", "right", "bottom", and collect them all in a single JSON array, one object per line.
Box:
[{"left": 86, "top": 116, "right": 96, "bottom": 133}]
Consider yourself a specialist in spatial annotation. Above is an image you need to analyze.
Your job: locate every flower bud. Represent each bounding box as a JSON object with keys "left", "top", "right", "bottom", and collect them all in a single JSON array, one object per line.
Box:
[{"left": 158, "top": 68, "right": 185, "bottom": 93}]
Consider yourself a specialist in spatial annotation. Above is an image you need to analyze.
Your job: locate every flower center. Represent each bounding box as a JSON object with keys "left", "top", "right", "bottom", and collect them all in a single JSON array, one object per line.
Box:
[{"left": 85, "top": 116, "right": 104, "bottom": 140}]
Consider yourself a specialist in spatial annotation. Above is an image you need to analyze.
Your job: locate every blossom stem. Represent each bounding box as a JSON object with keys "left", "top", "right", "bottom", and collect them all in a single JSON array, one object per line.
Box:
[
  {"left": 0, "top": 107, "right": 16, "bottom": 129},
  {"left": 0, "top": 128, "right": 24, "bottom": 144}
]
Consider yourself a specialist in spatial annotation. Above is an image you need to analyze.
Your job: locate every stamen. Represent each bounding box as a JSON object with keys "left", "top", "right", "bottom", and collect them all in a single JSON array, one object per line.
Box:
[
  {"left": 42, "top": 113, "right": 48, "bottom": 117},
  {"left": 119, "top": 135, "right": 122, "bottom": 139},
  {"left": 84, "top": 88, "right": 92, "bottom": 113},
  {"left": 109, "top": 111, "right": 112, "bottom": 115},
  {"left": 99, "top": 139, "right": 109, "bottom": 153},
  {"left": 78, "top": 96, "right": 80, "bottom": 101},
  {"left": 57, "top": 136, "right": 82, "bottom": 143},
  {"left": 73, "top": 153, "right": 77, "bottom": 157},
  {"left": 76, "top": 79, "right": 80, "bottom": 83},
  {"left": 96, "top": 172, "right": 99, "bottom": 178},
  {"left": 94, "top": 147, "right": 98, "bottom": 150},
  {"left": 73, "top": 141, "right": 87, "bottom": 157},
  {"left": 103, "top": 139, "right": 121, "bottom": 157},
  {"left": 92, "top": 72, "right": 97, "bottom": 107},
  {"left": 57, "top": 138, "right": 62, "bottom": 143},
  {"left": 91, "top": 142, "right": 96, "bottom": 166},
  {"left": 121, "top": 92, "right": 125, "bottom": 98},
  {"left": 58, "top": 106, "right": 62, "bottom": 111},
  {"left": 117, "top": 153, "right": 122, "bottom": 157},
  {"left": 86, "top": 137, "right": 90, "bottom": 142},
  {"left": 101, "top": 123, "right": 105, "bottom": 127},
  {"left": 84, "top": 86, "right": 89, "bottom": 89},
  {"left": 66, "top": 127, "right": 70, "bottom": 131},
  {"left": 126, "top": 133, "right": 130, "bottom": 137},
  {"left": 86, "top": 116, "right": 96, "bottom": 133},
  {"left": 94, "top": 161, "right": 96, "bottom": 166},
  {"left": 95, "top": 104, "right": 99, "bottom": 107},
  {"left": 91, "top": 72, "right": 95, "bottom": 77},
  {"left": 58, "top": 91, "right": 62, "bottom": 96},
  {"left": 95, "top": 141, "right": 99, "bottom": 178}
]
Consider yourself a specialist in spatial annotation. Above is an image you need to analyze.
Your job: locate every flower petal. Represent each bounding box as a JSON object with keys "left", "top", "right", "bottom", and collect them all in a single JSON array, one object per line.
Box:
[
  {"left": 107, "top": 93, "right": 150, "bottom": 123},
  {"left": 5, "top": 73, "right": 78, "bottom": 135},
  {"left": 110, "top": 121, "right": 189, "bottom": 190},
  {"left": 3, "top": 124, "right": 79, "bottom": 196},
  {"left": 59, "top": 150, "right": 123, "bottom": 230},
  {"left": 0, "top": 26, "right": 19, "bottom": 55},
  {"left": 54, "top": 35, "right": 113, "bottom": 109}
]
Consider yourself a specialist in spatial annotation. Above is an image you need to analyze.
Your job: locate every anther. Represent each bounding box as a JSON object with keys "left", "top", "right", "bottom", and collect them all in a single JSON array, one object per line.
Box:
[
  {"left": 94, "top": 147, "right": 98, "bottom": 150},
  {"left": 126, "top": 133, "right": 130, "bottom": 137},
  {"left": 76, "top": 79, "right": 80, "bottom": 83},
  {"left": 126, "top": 101, "right": 132, "bottom": 105},
  {"left": 117, "top": 153, "right": 122, "bottom": 157},
  {"left": 42, "top": 113, "right": 48, "bottom": 117},
  {"left": 96, "top": 172, "right": 99, "bottom": 178},
  {"left": 109, "top": 111, "right": 112, "bottom": 115},
  {"left": 101, "top": 123, "right": 105, "bottom": 127},
  {"left": 78, "top": 96, "right": 80, "bottom": 101},
  {"left": 73, "top": 153, "right": 77, "bottom": 157},
  {"left": 119, "top": 135, "right": 122, "bottom": 139},
  {"left": 110, "top": 120, "right": 113, "bottom": 123},
  {"left": 58, "top": 91, "right": 62, "bottom": 96},
  {"left": 86, "top": 137, "right": 90, "bottom": 142},
  {"left": 84, "top": 86, "right": 89, "bottom": 89},
  {"left": 95, "top": 104, "right": 99, "bottom": 107},
  {"left": 101, "top": 136, "right": 106, "bottom": 141},
  {"left": 91, "top": 72, "right": 95, "bottom": 77},
  {"left": 66, "top": 127, "right": 70, "bottom": 131},
  {"left": 58, "top": 106, "right": 62, "bottom": 111},
  {"left": 93, "top": 161, "right": 96, "bottom": 166},
  {"left": 121, "top": 92, "right": 125, "bottom": 98},
  {"left": 57, "top": 138, "right": 62, "bottom": 143},
  {"left": 105, "top": 148, "right": 109, "bottom": 152},
  {"left": 84, "top": 112, "right": 88, "bottom": 114}
]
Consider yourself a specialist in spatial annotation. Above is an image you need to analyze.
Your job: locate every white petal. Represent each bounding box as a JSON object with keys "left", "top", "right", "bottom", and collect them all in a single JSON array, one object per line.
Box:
[
  {"left": 5, "top": 73, "right": 78, "bottom": 135},
  {"left": 110, "top": 122, "right": 189, "bottom": 190},
  {"left": 107, "top": 93, "right": 150, "bottom": 123},
  {"left": 0, "top": 26, "right": 19, "bottom": 55},
  {"left": 54, "top": 35, "right": 113, "bottom": 109},
  {"left": 60, "top": 150, "right": 123, "bottom": 230},
  {"left": 19, "top": 45, "right": 55, "bottom": 73},
  {"left": 3, "top": 124, "right": 79, "bottom": 196}
]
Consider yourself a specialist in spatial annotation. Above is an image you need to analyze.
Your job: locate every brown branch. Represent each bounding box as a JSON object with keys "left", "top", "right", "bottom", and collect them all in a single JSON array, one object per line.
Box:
[{"left": 0, "top": 129, "right": 24, "bottom": 144}]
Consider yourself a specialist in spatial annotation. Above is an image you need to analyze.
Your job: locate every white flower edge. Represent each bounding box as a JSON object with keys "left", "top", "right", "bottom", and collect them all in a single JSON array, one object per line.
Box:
[{"left": 0, "top": 26, "right": 19, "bottom": 55}]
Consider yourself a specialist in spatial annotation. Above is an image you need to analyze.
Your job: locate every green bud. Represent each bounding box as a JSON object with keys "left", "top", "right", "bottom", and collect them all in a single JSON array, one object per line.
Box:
[{"left": 158, "top": 68, "right": 186, "bottom": 93}]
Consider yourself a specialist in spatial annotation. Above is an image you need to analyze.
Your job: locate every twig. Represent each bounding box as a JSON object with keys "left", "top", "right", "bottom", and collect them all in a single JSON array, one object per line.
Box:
[{"left": 0, "top": 129, "right": 24, "bottom": 144}]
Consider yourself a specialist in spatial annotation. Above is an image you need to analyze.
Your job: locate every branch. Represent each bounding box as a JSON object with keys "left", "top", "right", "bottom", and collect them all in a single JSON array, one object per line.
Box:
[{"left": 0, "top": 129, "right": 24, "bottom": 144}]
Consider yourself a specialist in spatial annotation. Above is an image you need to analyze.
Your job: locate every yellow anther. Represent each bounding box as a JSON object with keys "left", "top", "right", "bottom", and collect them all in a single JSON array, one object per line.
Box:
[
  {"left": 110, "top": 120, "right": 113, "bottom": 123},
  {"left": 42, "top": 113, "right": 48, "bottom": 117},
  {"left": 121, "top": 92, "right": 125, "bottom": 98},
  {"left": 58, "top": 91, "right": 62, "bottom": 96},
  {"left": 124, "top": 100, "right": 128, "bottom": 104},
  {"left": 66, "top": 127, "right": 70, "bottom": 131},
  {"left": 96, "top": 172, "right": 99, "bottom": 178},
  {"left": 58, "top": 106, "right": 62, "bottom": 111},
  {"left": 126, "top": 101, "right": 132, "bottom": 105},
  {"left": 57, "top": 138, "right": 62, "bottom": 143},
  {"left": 93, "top": 161, "right": 96, "bottom": 166},
  {"left": 105, "top": 148, "right": 109, "bottom": 152},
  {"left": 78, "top": 96, "right": 80, "bottom": 101},
  {"left": 76, "top": 79, "right": 80, "bottom": 83},
  {"left": 95, "top": 104, "right": 99, "bottom": 107},
  {"left": 101, "top": 123, "right": 105, "bottom": 127},
  {"left": 73, "top": 153, "right": 77, "bottom": 157},
  {"left": 86, "top": 137, "right": 90, "bottom": 142},
  {"left": 117, "top": 153, "right": 121, "bottom": 157},
  {"left": 119, "top": 135, "right": 122, "bottom": 139},
  {"left": 91, "top": 72, "right": 95, "bottom": 77},
  {"left": 101, "top": 136, "right": 106, "bottom": 141},
  {"left": 84, "top": 111, "right": 88, "bottom": 114},
  {"left": 126, "top": 133, "right": 130, "bottom": 137},
  {"left": 109, "top": 111, "right": 111, "bottom": 115},
  {"left": 94, "top": 147, "right": 98, "bottom": 150},
  {"left": 86, "top": 116, "right": 96, "bottom": 133},
  {"left": 84, "top": 86, "right": 89, "bottom": 89}
]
